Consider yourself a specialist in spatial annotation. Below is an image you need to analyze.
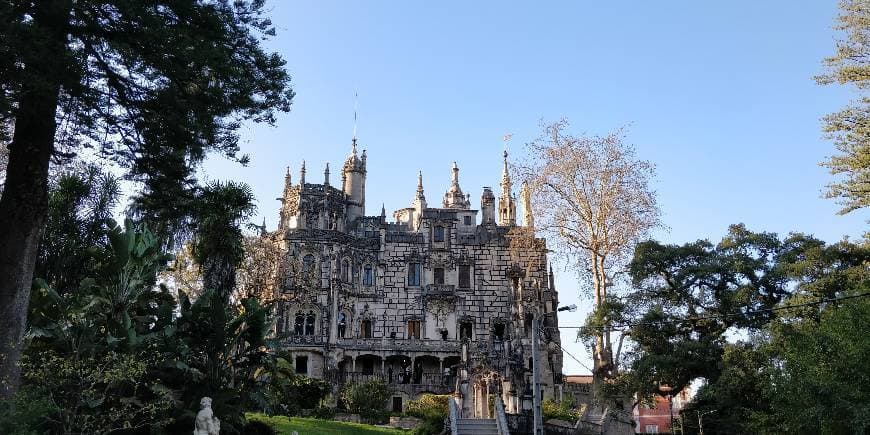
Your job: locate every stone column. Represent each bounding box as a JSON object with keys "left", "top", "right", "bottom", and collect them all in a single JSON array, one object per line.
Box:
[
  {"left": 328, "top": 253, "right": 339, "bottom": 345},
  {"left": 351, "top": 356, "right": 356, "bottom": 372}
]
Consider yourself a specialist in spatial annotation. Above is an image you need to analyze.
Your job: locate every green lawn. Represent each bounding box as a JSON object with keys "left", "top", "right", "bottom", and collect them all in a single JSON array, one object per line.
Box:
[{"left": 246, "top": 413, "right": 406, "bottom": 435}]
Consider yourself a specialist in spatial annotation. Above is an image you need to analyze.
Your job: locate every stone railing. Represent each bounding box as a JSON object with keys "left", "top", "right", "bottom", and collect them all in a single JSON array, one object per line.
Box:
[
  {"left": 338, "top": 337, "right": 462, "bottom": 353},
  {"left": 328, "top": 371, "right": 453, "bottom": 395},
  {"left": 449, "top": 395, "right": 461, "bottom": 435},
  {"left": 494, "top": 397, "right": 510, "bottom": 435},
  {"left": 278, "top": 335, "right": 327, "bottom": 346}
]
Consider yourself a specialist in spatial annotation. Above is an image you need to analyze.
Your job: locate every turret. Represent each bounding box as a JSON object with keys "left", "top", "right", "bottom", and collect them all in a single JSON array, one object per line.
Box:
[
  {"left": 481, "top": 187, "right": 496, "bottom": 224},
  {"left": 520, "top": 181, "right": 533, "bottom": 228},
  {"left": 342, "top": 138, "right": 367, "bottom": 224},
  {"left": 498, "top": 150, "right": 516, "bottom": 226}
]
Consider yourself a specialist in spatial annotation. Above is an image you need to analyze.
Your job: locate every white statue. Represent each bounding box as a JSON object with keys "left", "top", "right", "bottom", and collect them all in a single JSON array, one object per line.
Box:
[{"left": 194, "top": 397, "right": 221, "bottom": 435}]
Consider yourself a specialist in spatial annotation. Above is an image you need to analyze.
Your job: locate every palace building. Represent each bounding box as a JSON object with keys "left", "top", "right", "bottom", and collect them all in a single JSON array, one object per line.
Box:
[{"left": 265, "top": 138, "right": 565, "bottom": 415}]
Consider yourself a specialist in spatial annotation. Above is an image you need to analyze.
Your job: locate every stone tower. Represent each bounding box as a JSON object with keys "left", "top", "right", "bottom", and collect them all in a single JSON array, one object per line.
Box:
[
  {"left": 481, "top": 187, "right": 496, "bottom": 224},
  {"left": 498, "top": 150, "right": 516, "bottom": 226},
  {"left": 520, "top": 181, "right": 533, "bottom": 228},
  {"left": 342, "top": 139, "right": 367, "bottom": 224}
]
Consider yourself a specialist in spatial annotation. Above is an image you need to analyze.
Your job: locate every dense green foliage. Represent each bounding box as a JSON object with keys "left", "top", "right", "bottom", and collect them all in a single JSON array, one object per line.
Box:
[
  {"left": 339, "top": 379, "right": 393, "bottom": 423},
  {"left": 619, "top": 224, "right": 870, "bottom": 434},
  {"left": 0, "top": 166, "right": 289, "bottom": 434},
  {"left": 818, "top": 0, "right": 870, "bottom": 214},
  {"left": 255, "top": 352, "right": 331, "bottom": 416},
  {"left": 0, "top": 0, "right": 293, "bottom": 398}
]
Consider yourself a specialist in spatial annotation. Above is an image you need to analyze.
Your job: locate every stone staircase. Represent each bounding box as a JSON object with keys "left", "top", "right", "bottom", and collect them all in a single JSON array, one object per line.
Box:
[{"left": 455, "top": 418, "right": 499, "bottom": 435}]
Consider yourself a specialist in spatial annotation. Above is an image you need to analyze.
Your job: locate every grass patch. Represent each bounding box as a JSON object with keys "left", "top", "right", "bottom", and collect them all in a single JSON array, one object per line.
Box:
[{"left": 246, "top": 413, "right": 405, "bottom": 435}]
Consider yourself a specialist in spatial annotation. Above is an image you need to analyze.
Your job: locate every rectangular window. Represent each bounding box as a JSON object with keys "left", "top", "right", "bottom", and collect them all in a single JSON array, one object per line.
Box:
[
  {"left": 363, "top": 265, "right": 373, "bottom": 286},
  {"left": 433, "top": 226, "right": 445, "bottom": 242},
  {"left": 392, "top": 397, "right": 403, "bottom": 413},
  {"left": 408, "top": 320, "right": 421, "bottom": 339},
  {"left": 459, "top": 322, "right": 473, "bottom": 340},
  {"left": 464, "top": 215, "right": 472, "bottom": 225},
  {"left": 361, "top": 320, "right": 372, "bottom": 338},
  {"left": 295, "top": 355, "right": 308, "bottom": 374},
  {"left": 458, "top": 265, "right": 471, "bottom": 288},
  {"left": 407, "top": 262, "right": 421, "bottom": 286},
  {"left": 645, "top": 425, "right": 659, "bottom": 434},
  {"left": 434, "top": 268, "right": 445, "bottom": 285}
]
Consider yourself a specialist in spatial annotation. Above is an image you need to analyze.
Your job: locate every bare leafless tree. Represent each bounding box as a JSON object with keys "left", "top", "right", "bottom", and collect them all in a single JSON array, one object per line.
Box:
[{"left": 516, "top": 119, "right": 661, "bottom": 401}]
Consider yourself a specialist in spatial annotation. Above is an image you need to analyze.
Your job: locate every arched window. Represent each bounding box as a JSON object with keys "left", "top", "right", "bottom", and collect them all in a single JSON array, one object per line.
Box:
[
  {"left": 294, "top": 313, "right": 305, "bottom": 335},
  {"left": 305, "top": 311, "right": 316, "bottom": 335},
  {"left": 363, "top": 264, "right": 373, "bottom": 286},
  {"left": 302, "top": 254, "right": 316, "bottom": 275},
  {"left": 341, "top": 259, "right": 350, "bottom": 282}
]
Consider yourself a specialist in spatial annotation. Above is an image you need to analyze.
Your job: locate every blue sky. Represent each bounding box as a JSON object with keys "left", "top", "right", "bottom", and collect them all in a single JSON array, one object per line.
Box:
[{"left": 202, "top": 1, "right": 867, "bottom": 374}]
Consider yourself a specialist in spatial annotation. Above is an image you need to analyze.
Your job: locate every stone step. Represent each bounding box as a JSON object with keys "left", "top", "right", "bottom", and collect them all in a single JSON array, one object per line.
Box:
[{"left": 455, "top": 418, "right": 499, "bottom": 435}]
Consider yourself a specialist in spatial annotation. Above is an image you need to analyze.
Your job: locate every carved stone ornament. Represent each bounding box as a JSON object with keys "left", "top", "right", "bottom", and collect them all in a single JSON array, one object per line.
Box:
[{"left": 193, "top": 397, "right": 221, "bottom": 435}]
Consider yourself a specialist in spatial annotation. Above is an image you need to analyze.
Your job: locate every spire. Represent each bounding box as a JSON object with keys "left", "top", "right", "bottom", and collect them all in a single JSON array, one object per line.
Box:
[
  {"left": 284, "top": 166, "right": 292, "bottom": 187},
  {"left": 498, "top": 151, "right": 516, "bottom": 226},
  {"left": 299, "top": 160, "right": 306, "bottom": 185},
  {"left": 324, "top": 162, "right": 330, "bottom": 186},
  {"left": 380, "top": 203, "right": 386, "bottom": 218},
  {"left": 260, "top": 217, "right": 267, "bottom": 236},
  {"left": 443, "top": 162, "right": 471, "bottom": 209},
  {"left": 416, "top": 171, "right": 425, "bottom": 199},
  {"left": 501, "top": 149, "right": 511, "bottom": 190}
]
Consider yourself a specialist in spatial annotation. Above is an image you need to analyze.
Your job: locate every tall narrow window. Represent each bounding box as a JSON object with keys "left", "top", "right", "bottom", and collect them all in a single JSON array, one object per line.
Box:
[
  {"left": 433, "top": 226, "right": 445, "bottom": 242},
  {"left": 464, "top": 215, "right": 472, "bottom": 226},
  {"left": 341, "top": 259, "right": 350, "bottom": 282},
  {"left": 363, "top": 264, "right": 373, "bottom": 286},
  {"left": 433, "top": 268, "right": 445, "bottom": 285},
  {"left": 360, "top": 319, "right": 372, "bottom": 338},
  {"left": 407, "top": 262, "right": 421, "bottom": 286},
  {"left": 305, "top": 311, "right": 316, "bottom": 335},
  {"left": 338, "top": 312, "right": 347, "bottom": 338},
  {"left": 407, "top": 320, "right": 421, "bottom": 339},
  {"left": 294, "top": 313, "right": 305, "bottom": 335},
  {"left": 458, "top": 265, "right": 471, "bottom": 288}
]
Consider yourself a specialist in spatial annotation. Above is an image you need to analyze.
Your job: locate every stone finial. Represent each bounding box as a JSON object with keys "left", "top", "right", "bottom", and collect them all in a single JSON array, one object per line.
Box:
[
  {"left": 300, "top": 160, "right": 306, "bottom": 185},
  {"left": 443, "top": 162, "right": 470, "bottom": 209},
  {"left": 324, "top": 162, "right": 330, "bottom": 186}
]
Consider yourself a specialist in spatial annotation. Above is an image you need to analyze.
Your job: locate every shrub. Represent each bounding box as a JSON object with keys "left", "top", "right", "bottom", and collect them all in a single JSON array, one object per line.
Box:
[
  {"left": 542, "top": 397, "right": 581, "bottom": 423},
  {"left": 241, "top": 419, "right": 277, "bottom": 435},
  {"left": 339, "top": 379, "right": 392, "bottom": 422},
  {"left": 406, "top": 394, "right": 451, "bottom": 435},
  {"left": 310, "top": 405, "right": 336, "bottom": 420}
]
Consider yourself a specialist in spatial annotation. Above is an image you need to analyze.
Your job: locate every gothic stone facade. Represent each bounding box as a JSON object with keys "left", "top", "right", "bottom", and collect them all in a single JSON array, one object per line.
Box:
[{"left": 266, "top": 140, "right": 564, "bottom": 414}]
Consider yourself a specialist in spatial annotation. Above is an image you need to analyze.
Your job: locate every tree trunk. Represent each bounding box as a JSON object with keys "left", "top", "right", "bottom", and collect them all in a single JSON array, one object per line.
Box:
[{"left": 0, "top": 0, "right": 68, "bottom": 399}]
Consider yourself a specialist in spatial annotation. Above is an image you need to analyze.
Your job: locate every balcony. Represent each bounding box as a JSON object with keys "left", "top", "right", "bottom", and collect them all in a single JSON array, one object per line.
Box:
[
  {"left": 278, "top": 335, "right": 327, "bottom": 346},
  {"left": 424, "top": 284, "right": 456, "bottom": 300},
  {"left": 328, "top": 371, "right": 454, "bottom": 395},
  {"left": 337, "top": 337, "right": 462, "bottom": 353}
]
